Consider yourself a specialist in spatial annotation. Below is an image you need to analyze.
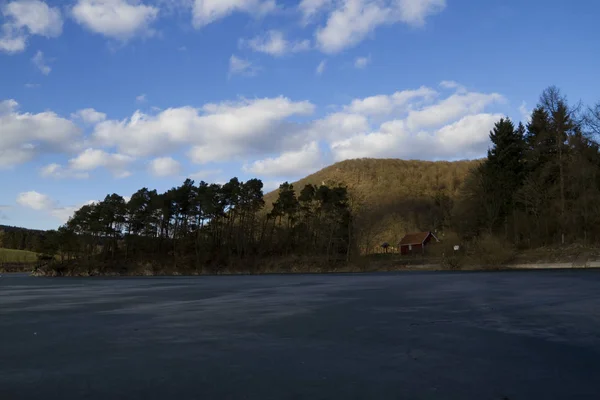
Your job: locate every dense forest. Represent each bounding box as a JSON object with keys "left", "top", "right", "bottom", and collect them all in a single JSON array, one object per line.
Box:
[
  {"left": 454, "top": 86, "right": 600, "bottom": 247},
  {"left": 2, "top": 85, "right": 600, "bottom": 273},
  {"left": 4, "top": 180, "right": 355, "bottom": 274},
  {"left": 0, "top": 225, "right": 47, "bottom": 252}
]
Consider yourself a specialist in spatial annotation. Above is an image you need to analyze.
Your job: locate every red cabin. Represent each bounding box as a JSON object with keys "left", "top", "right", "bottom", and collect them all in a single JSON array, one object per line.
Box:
[{"left": 398, "top": 231, "right": 439, "bottom": 255}]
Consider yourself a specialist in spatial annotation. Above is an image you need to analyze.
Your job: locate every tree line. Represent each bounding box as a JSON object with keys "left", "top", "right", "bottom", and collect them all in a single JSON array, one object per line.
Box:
[
  {"left": 0, "top": 226, "right": 47, "bottom": 253},
  {"left": 30, "top": 179, "right": 353, "bottom": 272},
  {"left": 454, "top": 86, "right": 600, "bottom": 247}
]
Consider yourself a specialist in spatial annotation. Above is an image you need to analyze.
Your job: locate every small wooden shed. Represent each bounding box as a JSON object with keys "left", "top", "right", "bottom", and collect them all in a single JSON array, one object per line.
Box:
[{"left": 398, "top": 231, "right": 439, "bottom": 255}]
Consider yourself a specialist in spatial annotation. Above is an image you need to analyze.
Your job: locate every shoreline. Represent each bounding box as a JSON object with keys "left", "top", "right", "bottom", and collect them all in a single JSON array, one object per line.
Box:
[{"left": 22, "top": 260, "right": 600, "bottom": 277}]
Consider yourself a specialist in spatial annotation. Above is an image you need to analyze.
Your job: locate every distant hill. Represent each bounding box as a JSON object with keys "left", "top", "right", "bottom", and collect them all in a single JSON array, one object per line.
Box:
[
  {"left": 0, "top": 225, "right": 45, "bottom": 234},
  {"left": 0, "top": 225, "right": 47, "bottom": 253},
  {"left": 264, "top": 158, "right": 481, "bottom": 251}
]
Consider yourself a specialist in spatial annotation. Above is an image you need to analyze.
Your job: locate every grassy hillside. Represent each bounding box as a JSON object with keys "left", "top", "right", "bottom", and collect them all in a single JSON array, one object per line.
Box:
[
  {"left": 0, "top": 248, "right": 38, "bottom": 263},
  {"left": 265, "top": 158, "right": 481, "bottom": 252},
  {"left": 265, "top": 158, "right": 479, "bottom": 205}
]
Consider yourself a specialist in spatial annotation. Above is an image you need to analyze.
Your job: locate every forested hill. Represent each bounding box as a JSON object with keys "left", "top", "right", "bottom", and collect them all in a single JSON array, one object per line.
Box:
[
  {"left": 0, "top": 225, "right": 47, "bottom": 252},
  {"left": 264, "top": 158, "right": 481, "bottom": 250},
  {"left": 0, "top": 225, "right": 44, "bottom": 233},
  {"left": 265, "top": 158, "right": 480, "bottom": 205}
]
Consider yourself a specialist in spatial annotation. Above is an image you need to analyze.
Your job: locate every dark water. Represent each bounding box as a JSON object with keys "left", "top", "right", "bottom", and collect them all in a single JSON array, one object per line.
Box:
[{"left": 1, "top": 271, "right": 600, "bottom": 399}]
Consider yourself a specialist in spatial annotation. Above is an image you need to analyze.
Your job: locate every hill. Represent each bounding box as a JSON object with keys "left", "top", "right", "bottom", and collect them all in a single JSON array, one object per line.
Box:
[
  {"left": 0, "top": 225, "right": 47, "bottom": 253},
  {"left": 264, "top": 158, "right": 481, "bottom": 252},
  {"left": 0, "top": 225, "right": 45, "bottom": 234}
]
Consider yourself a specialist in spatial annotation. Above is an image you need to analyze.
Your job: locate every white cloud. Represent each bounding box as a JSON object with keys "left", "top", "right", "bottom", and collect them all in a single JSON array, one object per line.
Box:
[
  {"left": 16, "top": 191, "right": 96, "bottom": 222},
  {"left": 433, "top": 113, "right": 503, "bottom": 157},
  {"left": 315, "top": 0, "right": 387, "bottom": 54},
  {"left": 188, "top": 145, "right": 239, "bottom": 165},
  {"left": 68, "top": 148, "right": 134, "bottom": 177},
  {"left": 346, "top": 95, "right": 394, "bottom": 115},
  {"left": 149, "top": 156, "right": 181, "bottom": 177},
  {"left": 71, "top": 108, "right": 107, "bottom": 124},
  {"left": 307, "top": 112, "right": 369, "bottom": 141},
  {"left": 40, "top": 163, "right": 61, "bottom": 177},
  {"left": 235, "top": 85, "right": 502, "bottom": 178},
  {"left": 406, "top": 91, "right": 504, "bottom": 130},
  {"left": 16, "top": 191, "right": 55, "bottom": 210},
  {"left": 314, "top": 0, "right": 446, "bottom": 53},
  {"left": 31, "top": 50, "right": 51, "bottom": 74},
  {"left": 299, "top": 0, "right": 332, "bottom": 22},
  {"left": 243, "top": 30, "right": 311, "bottom": 56},
  {"left": 136, "top": 93, "right": 147, "bottom": 103},
  {"left": 24, "top": 83, "right": 40, "bottom": 88},
  {"left": 6, "top": 83, "right": 507, "bottom": 183},
  {"left": 0, "top": 25, "right": 26, "bottom": 53},
  {"left": 192, "top": 0, "right": 276, "bottom": 28},
  {"left": 3, "top": 0, "right": 63, "bottom": 37},
  {"left": 440, "top": 80, "right": 459, "bottom": 89},
  {"left": 244, "top": 141, "right": 323, "bottom": 177},
  {"left": 72, "top": 0, "right": 159, "bottom": 40},
  {"left": 354, "top": 55, "right": 370, "bottom": 69},
  {"left": 1, "top": 98, "right": 18, "bottom": 113},
  {"left": 91, "top": 96, "right": 315, "bottom": 164},
  {"left": 316, "top": 59, "right": 326, "bottom": 75},
  {"left": 439, "top": 80, "right": 468, "bottom": 94},
  {"left": 40, "top": 163, "right": 90, "bottom": 179},
  {"left": 397, "top": 0, "right": 446, "bottom": 25},
  {"left": 344, "top": 86, "right": 436, "bottom": 115},
  {"left": 229, "top": 54, "right": 258, "bottom": 76},
  {"left": 0, "top": 99, "right": 81, "bottom": 168},
  {"left": 0, "top": 0, "right": 62, "bottom": 53},
  {"left": 296, "top": 84, "right": 505, "bottom": 162},
  {"left": 330, "top": 113, "right": 502, "bottom": 161}
]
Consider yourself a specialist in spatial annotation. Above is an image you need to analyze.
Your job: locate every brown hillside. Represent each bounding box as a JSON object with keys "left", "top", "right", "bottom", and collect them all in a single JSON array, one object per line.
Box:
[{"left": 264, "top": 158, "right": 481, "bottom": 252}]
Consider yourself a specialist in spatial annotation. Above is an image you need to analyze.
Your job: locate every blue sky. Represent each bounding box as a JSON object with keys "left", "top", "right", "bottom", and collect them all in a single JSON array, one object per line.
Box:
[{"left": 1, "top": 0, "right": 599, "bottom": 230}]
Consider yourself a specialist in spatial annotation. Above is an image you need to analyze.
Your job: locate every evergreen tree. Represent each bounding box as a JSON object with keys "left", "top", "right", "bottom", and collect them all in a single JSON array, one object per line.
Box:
[
  {"left": 457, "top": 118, "right": 526, "bottom": 237},
  {"left": 484, "top": 118, "right": 526, "bottom": 237}
]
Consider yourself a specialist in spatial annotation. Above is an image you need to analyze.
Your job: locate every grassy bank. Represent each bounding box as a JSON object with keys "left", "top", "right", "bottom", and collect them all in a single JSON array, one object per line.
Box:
[
  {"left": 0, "top": 248, "right": 38, "bottom": 272},
  {"left": 0, "top": 248, "right": 38, "bottom": 263},
  {"left": 31, "top": 253, "right": 419, "bottom": 277},
  {"left": 30, "top": 243, "right": 600, "bottom": 277},
  {"left": 366, "top": 243, "right": 600, "bottom": 271}
]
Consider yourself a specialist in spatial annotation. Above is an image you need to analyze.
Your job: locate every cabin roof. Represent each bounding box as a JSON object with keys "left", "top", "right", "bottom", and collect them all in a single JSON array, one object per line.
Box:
[{"left": 399, "top": 231, "right": 434, "bottom": 246}]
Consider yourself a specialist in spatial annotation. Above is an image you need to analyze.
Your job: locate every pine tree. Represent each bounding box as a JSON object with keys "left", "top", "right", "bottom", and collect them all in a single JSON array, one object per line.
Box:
[
  {"left": 476, "top": 118, "right": 526, "bottom": 236},
  {"left": 528, "top": 87, "right": 578, "bottom": 244},
  {"left": 525, "top": 107, "right": 553, "bottom": 174}
]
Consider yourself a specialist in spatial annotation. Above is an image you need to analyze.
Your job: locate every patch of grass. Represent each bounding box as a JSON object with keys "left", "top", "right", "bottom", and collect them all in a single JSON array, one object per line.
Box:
[
  {"left": 512, "top": 243, "right": 600, "bottom": 264},
  {"left": 0, "top": 248, "right": 39, "bottom": 263}
]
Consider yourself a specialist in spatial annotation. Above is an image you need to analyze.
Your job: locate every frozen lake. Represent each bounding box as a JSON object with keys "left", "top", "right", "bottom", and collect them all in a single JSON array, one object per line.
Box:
[{"left": 2, "top": 270, "right": 600, "bottom": 399}]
